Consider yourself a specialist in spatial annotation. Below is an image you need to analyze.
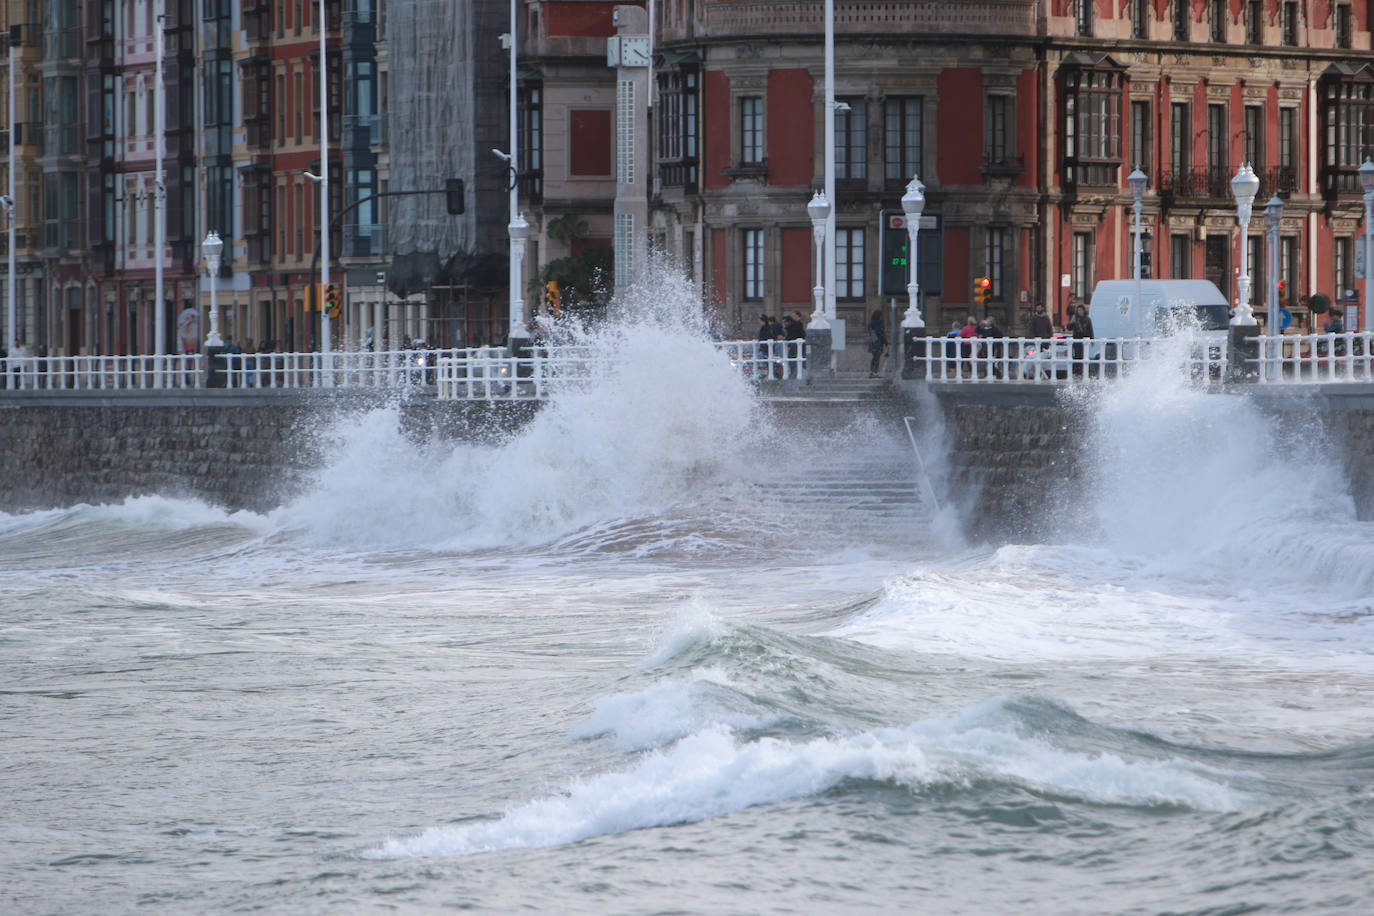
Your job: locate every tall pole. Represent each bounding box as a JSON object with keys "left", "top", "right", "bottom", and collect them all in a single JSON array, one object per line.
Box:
[
  {"left": 1128, "top": 168, "right": 1147, "bottom": 340},
  {"left": 901, "top": 175, "right": 925, "bottom": 330},
  {"left": 1361, "top": 159, "right": 1374, "bottom": 333},
  {"left": 507, "top": 0, "right": 528, "bottom": 341},
  {"left": 1265, "top": 194, "right": 1282, "bottom": 380},
  {"left": 808, "top": 191, "right": 829, "bottom": 325},
  {"left": 154, "top": 1, "right": 166, "bottom": 379},
  {"left": 1230, "top": 163, "right": 1259, "bottom": 326},
  {"left": 319, "top": 0, "right": 332, "bottom": 358},
  {"left": 822, "top": 0, "right": 835, "bottom": 325},
  {"left": 6, "top": 36, "right": 14, "bottom": 355}
]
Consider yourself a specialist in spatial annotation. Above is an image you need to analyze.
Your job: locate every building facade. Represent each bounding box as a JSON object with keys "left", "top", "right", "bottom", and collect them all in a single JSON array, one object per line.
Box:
[{"left": 3, "top": 0, "right": 1374, "bottom": 359}]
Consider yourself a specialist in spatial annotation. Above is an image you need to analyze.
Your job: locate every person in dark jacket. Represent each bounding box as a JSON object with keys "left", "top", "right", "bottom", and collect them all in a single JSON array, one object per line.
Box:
[
  {"left": 866, "top": 309, "right": 888, "bottom": 377},
  {"left": 1068, "top": 304, "right": 1094, "bottom": 376},
  {"left": 1028, "top": 304, "right": 1054, "bottom": 340}
]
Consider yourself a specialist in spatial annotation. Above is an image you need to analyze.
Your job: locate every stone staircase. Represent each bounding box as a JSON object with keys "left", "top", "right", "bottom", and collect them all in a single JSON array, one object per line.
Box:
[
  {"left": 761, "top": 371, "right": 896, "bottom": 407},
  {"left": 756, "top": 373, "right": 937, "bottom": 520}
]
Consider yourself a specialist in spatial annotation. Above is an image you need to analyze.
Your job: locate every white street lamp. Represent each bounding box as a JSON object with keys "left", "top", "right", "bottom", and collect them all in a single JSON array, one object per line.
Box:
[
  {"left": 505, "top": 0, "right": 529, "bottom": 344},
  {"left": 202, "top": 231, "right": 224, "bottom": 347},
  {"left": 807, "top": 191, "right": 831, "bottom": 330},
  {"left": 823, "top": 0, "right": 835, "bottom": 324},
  {"left": 1230, "top": 163, "right": 1260, "bottom": 326},
  {"left": 1128, "top": 167, "right": 1147, "bottom": 339},
  {"left": 509, "top": 211, "right": 530, "bottom": 342},
  {"left": 900, "top": 175, "right": 925, "bottom": 329},
  {"left": 1359, "top": 158, "right": 1374, "bottom": 333},
  {"left": 1263, "top": 193, "right": 1283, "bottom": 380}
]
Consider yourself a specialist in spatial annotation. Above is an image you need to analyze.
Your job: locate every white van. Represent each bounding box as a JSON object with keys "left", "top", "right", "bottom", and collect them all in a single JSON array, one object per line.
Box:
[{"left": 1087, "top": 279, "right": 1231, "bottom": 364}]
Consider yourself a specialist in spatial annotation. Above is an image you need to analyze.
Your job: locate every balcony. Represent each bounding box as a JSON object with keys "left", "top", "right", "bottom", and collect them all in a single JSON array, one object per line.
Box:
[
  {"left": 342, "top": 113, "right": 387, "bottom": 148},
  {"left": 1064, "top": 159, "right": 1120, "bottom": 189},
  {"left": 982, "top": 152, "right": 1025, "bottom": 181},
  {"left": 0, "top": 122, "right": 44, "bottom": 154},
  {"left": 518, "top": 170, "right": 543, "bottom": 205},
  {"left": 659, "top": 159, "right": 698, "bottom": 194},
  {"left": 1323, "top": 164, "right": 1372, "bottom": 197},
  {"left": 1158, "top": 166, "right": 1232, "bottom": 200},
  {"left": 244, "top": 115, "right": 271, "bottom": 152},
  {"left": 678, "top": 0, "right": 1036, "bottom": 42},
  {"left": 344, "top": 222, "right": 388, "bottom": 259}
]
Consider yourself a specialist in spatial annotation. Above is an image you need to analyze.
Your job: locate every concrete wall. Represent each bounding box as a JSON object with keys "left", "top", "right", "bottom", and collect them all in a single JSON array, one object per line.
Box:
[
  {"left": 0, "top": 391, "right": 539, "bottom": 513},
  {"left": 3, "top": 386, "right": 1371, "bottom": 539},
  {"left": 922, "top": 383, "right": 1374, "bottom": 538}
]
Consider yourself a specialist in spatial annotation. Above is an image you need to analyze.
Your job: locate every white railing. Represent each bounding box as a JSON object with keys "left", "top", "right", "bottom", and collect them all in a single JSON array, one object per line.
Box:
[
  {"left": 1252, "top": 330, "right": 1374, "bottom": 383},
  {"left": 908, "top": 335, "right": 1228, "bottom": 384},
  {"left": 0, "top": 354, "right": 204, "bottom": 391},
  {"left": 716, "top": 338, "right": 808, "bottom": 381}
]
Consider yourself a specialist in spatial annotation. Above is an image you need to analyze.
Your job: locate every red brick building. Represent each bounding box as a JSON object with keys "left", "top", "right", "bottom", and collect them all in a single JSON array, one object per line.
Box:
[{"left": 526, "top": 0, "right": 1374, "bottom": 349}]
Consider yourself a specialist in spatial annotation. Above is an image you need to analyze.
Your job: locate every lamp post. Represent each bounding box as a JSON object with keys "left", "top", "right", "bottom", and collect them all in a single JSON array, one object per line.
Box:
[
  {"left": 202, "top": 231, "right": 224, "bottom": 347},
  {"left": 1230, "top": 163, "right": 1260, "bottom": 326},
  {"left": 1128, "top": 167, "right": 1147, "bottom": 339},
  {"left": 508, "top": 211, "right": 530, "bottom": 342},
  {"left": 154, "top": 2, "right": 166, "bottom": 382},
  {"left": 318, "top": 0, "right": 332, "bottom": 360},
  {"left": 1263, "top": 193, "right": 1282, "bottom": 380},
  {"left": 807, "top": 191, "right": 830, "bottom": 329},
  {"left": 505, "top": 0, "right": 529, "bottom": 344},
  {"left": 1359, "top": 158, "right": 1374, "bottom": 333},
  {"left": 5, "top": 31, "right": 13, "bottom": 356},
  {"left": 900, "top": 175, "right": 925, "bottom": 329},
  {"left": 823, "top": 0, "right": 835, "bottom": 324}
]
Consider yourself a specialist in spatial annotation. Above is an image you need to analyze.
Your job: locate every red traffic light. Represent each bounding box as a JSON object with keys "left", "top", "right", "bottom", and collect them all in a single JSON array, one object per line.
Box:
[{"left": 978, "top": 277, "right": 990, "bottom": 289}]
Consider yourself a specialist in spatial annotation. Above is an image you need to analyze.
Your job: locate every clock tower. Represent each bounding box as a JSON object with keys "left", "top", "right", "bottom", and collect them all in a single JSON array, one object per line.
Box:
[{"left": 609, "top": 6, "right": 651, "bottom": 293}]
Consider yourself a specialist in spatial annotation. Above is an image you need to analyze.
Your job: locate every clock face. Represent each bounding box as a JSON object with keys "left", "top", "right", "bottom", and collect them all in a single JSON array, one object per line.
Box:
[{"left": 621, "top": 36, "right": 650, "bottom": 67}]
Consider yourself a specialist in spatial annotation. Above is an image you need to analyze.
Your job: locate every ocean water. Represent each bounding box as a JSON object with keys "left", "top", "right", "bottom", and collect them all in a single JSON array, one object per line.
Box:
[{"left": 2, "top": 281, "right": 1372, "bottom": 915}]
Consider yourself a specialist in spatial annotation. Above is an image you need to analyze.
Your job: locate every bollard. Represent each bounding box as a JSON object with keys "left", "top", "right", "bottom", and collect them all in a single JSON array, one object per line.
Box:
[
  {"left": 203, "top": 345, "right": 228, "bottom": 389},
  {"left": 902, "top": 327, "right": 928, "bottom": 379},
  {"left": 1228, "top": 325, "right": 1259, "bottom": 382},
  {"left": 804, "top": 327, "right": 832, "bottom": 381}
]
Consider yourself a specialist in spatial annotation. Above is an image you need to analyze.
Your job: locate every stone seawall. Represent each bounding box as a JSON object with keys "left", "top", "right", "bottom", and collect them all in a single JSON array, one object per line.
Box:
[
  {"left": 4, "top": 386, "right": 1372, "bottom": 532},
  {"left": 922, "top": 383, "right": 1374, "bottom": 538},
  {"left": 0, "top": 391, "right": 539, "bottom": 513}
]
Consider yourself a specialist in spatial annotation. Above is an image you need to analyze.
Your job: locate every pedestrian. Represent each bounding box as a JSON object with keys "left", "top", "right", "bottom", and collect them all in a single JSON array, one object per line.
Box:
[
  {"left": 957, "top": 315, "right": 979, "bottom": 374},
  {"left": 782, "top": 311, "right": 806, "bottom": 365},
  {"left": 756, "top": 314, "right": 773, "bottom": 359},
  {"left": 977, "top": 315, "right": 1004, "bottom": 376},
  {"left": 866, "top": 309, "right": 888, "bottom": 377},
  {"left": 1028, "top": 303, "right": 1053, "bottom": 341},
  {"left": 1068, "top": 303, "right": 1094, "bottom": 376},
  {"left": 1327, "top": 307, "right": 1346, "bottom": 358}
]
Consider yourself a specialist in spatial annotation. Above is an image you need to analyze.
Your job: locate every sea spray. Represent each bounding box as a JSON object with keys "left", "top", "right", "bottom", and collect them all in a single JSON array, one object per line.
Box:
[{"left": 279, "top": 259, "right": 765, "bottom": 551}]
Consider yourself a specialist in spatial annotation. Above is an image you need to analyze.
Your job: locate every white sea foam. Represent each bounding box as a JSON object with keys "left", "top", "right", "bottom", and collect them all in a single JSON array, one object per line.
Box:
[
  {"left": 0, "top": 494, "right": 270, "bottom": 532},
  {"left": 570, "top": 667, "right": 775, "bottom": 752},
  {"left": 639, "top": 600, "right": 730, "bottom": 668},
  {"left": 369, "top": 703, "right": 1254, "bottom": 858},
  {"left": 278, "top": 263, "right": 761, "bottom": 552}
]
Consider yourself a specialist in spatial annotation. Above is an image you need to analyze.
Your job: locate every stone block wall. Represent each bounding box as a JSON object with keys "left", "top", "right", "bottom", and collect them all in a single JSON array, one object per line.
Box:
[{"left": 0, "top": 393, "right": 539, "bottom": 513}]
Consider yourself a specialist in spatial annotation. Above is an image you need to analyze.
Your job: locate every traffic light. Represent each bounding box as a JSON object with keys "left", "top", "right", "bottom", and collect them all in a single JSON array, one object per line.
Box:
[
  {"left": 1277, "top": 279, "right": 1286, "bottom": 304},
  {"left": 544, "top": 280, "right": 562, "bottom": 317},
  {"left": 879, "top": 210, "right": 910, "bottom": 298},
  {"left": 445, "top": 178, "right": 466, "bottom": 215},
  {"left": 324, "top": 283, "right": 341, "bottom": 318},
  {"left": 973, "top": 276, "right": 991, "bottom": 310}
]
